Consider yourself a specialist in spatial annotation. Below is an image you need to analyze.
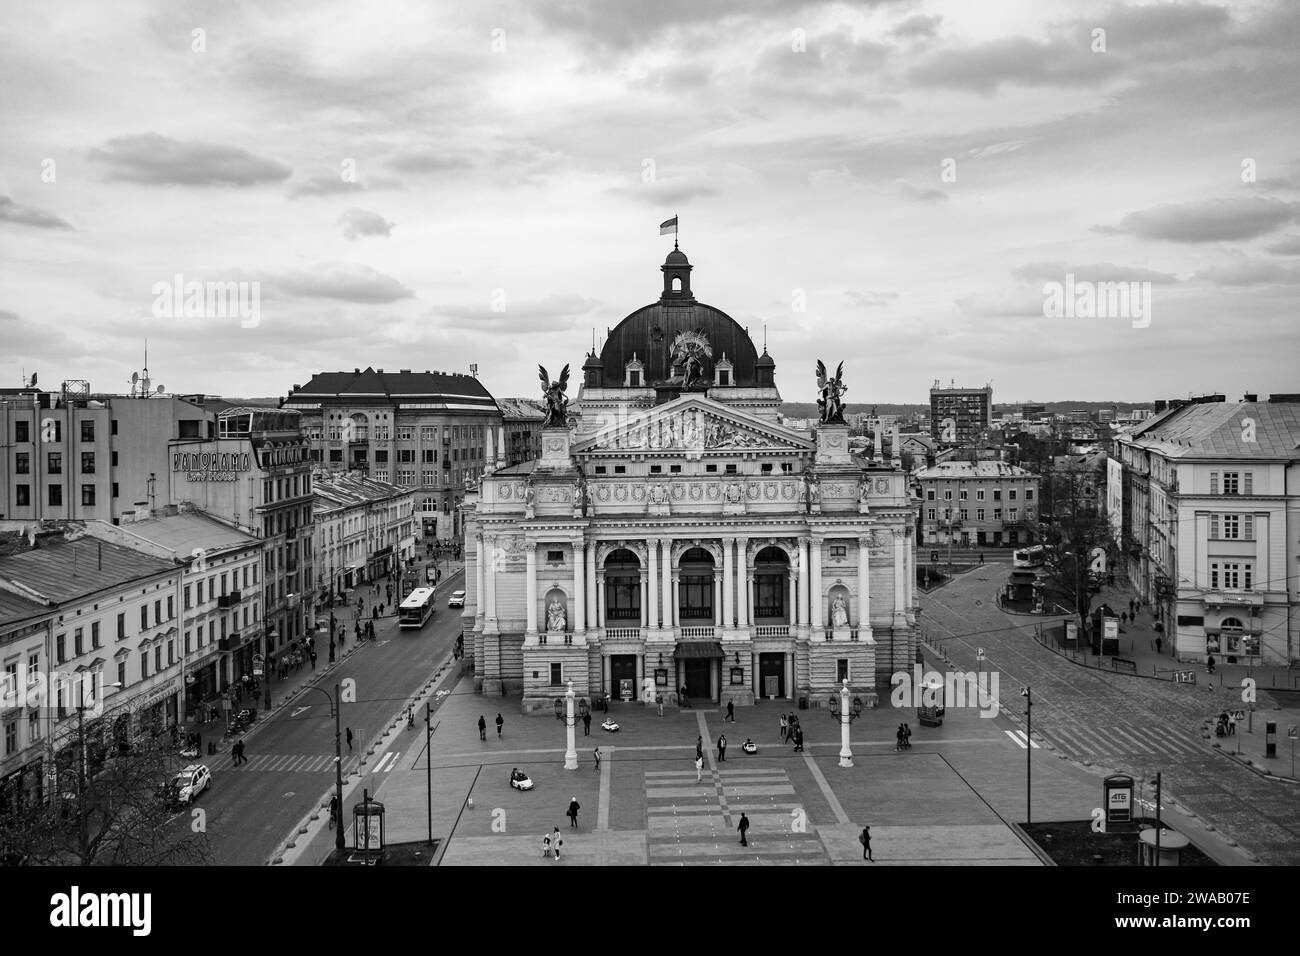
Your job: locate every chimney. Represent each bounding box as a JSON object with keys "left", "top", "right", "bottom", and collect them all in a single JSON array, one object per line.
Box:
[
  {"left": 1243, "top": 393, "right": 1257, "bottom": 403},
  {"left": 354, "top": 368, "right": 360, "bottom": 374}
]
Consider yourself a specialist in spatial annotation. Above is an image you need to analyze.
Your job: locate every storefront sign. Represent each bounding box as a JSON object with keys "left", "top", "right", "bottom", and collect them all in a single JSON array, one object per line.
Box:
[
  {"left": 173, "top": 451, "right": 252, "bottom": 482},
  {"left": 136, "top": 678, "right": 179, "bottom": 710}
]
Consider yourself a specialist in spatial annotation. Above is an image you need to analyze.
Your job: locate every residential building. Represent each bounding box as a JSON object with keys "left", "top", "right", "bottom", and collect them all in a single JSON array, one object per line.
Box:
[
  {"left": 496, "top": 398, "right": 547, "bottom": 468},
  {"left": 929, "top": 382, "right": 993, "bottom": 446},
  {"left": 281, "top": 367, "right": 502, "bottom": 540},
  {"left": 465, "top": 245, "right": 917, "bottom": 711},
  {"left": 1115, "top": 396, "right": 1300, "bottom": 664},
  {"left": 916, "top": 460, "right": 1041, "bottom": 547},
  {"left": 312, "top": 472, "right": 417, "bottom": 601}
]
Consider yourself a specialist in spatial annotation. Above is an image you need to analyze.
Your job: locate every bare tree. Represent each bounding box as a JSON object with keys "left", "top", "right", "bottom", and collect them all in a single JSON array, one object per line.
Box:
[
  {"left": 1037, "top": 460, "right": 1117, "bottom": 639},
  {"left": 0, "top": 716, "right": 211, "bottom": 866}
]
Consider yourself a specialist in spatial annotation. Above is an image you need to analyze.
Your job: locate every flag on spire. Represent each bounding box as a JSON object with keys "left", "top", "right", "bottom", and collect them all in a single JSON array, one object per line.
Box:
[{"left": 659, "top": 216, "right": 678, "bottom": 236}]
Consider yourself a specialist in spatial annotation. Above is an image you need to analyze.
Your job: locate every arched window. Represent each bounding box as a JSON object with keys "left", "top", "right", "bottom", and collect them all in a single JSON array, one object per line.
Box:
[{"left": 672, "top": 277, "right": 682, "bottom": 292}]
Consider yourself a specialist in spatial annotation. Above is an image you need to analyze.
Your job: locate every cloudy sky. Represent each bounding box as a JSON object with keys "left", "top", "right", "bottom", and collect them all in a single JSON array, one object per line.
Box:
[{"left": 1, "top": 0, "right": 1297, "bottom": 406}]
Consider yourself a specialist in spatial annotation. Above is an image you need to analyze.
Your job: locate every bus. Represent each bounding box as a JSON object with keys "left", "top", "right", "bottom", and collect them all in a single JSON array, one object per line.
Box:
[
  {"left": 399, "top": 588, "right": 436, "bottom": 629},
  {"left": 1012, "top": 544, "right": 1053, "bottom": 568}
]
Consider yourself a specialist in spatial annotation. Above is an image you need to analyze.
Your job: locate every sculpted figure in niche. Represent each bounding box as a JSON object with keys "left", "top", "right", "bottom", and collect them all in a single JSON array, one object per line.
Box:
[
  {"left": 831, "top": 593, "right": 849, "bottom": 628},
  {"left": 547, "top": 598, "right": 567, "bottom": 632}
]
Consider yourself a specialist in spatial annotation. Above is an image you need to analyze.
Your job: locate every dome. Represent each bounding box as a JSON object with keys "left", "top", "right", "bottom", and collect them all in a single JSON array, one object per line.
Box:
[
  {"left": 756, "top": 348, "right": 775, "bottom": 367},
  {"left": 665, "top": 248, "right": 689, "bottom": 265}
]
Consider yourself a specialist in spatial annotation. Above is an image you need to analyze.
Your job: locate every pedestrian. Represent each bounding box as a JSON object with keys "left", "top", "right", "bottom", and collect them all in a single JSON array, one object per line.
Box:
[
  {"left": 860, "top": 825, "right": 873, "bottom": 862},
  {"left": 779, "top": 714, "right": 788, "bottom": 742},
  {"left": 695, "top": 754, "right": 703, "bottom": 782},
  {"left": 679, "top": 685, "right": 689, "bottom": 709},
  {"left": 737, "top": 812, "right": 750, "bottom": 847},
  {"left": 542, "top": 831, "right": 552, "bottom": 859},
  {"left": 657, "top": 695, "right": 664, "bottom": 718},
  {"left": 478, "top": 715, "right": 487, "bottom": 741},
  {"left": 696, "top": 735, "right": 704, "bottom": 760},
  {"left": 903, "top": 723, "right": 912, "bottom": 748},
  {"left": 1155, "top": 635, "right": 1163, "bottom": 654},
  {"left": 1129, "top": 598, "right": 1136, "bottom": 616},
  {"left": 234, "top": 739, "right": 246, "bottom": 765},
  {"left": 978, "top": 552, "right": 984, "bottom": 565},
  {"left": 1206, "top": 653, "right": 1216, "bottom": 675},
  {"left": 496, "top": 713, "right": 504, "bottom": 738},
  {"left": 310, "top": 650, "right": 317, "bottom": 669},
  {"left": 1227, "top": 711, "right": 1237, "bottom": 735},
  {"left": 1120, "top": 611, "right": 1127, "bottom": 625},
  {"left": 552, "top": 827, "right": 563, "bottom": 861},
  {"left": 593, "top": 747, "right": 601, "bottom": 771},
  {"left": 793, "top": 728, "right": 804, "bottom": 753},
  {"left": 346, "top": 727, "right": 354, "bottom": 751},
  {"left": 567, "top": 797, "right": 580, "bottom": 828},
  {"left": 582, "top": 711, "right": 591, "bottom": 736},
  {"left": 329, "top": 794, "right": 339, "bottom": 829},
  {"left": 717, "top": 734, "right": 727, "bottom": 762},
  {"left": 896, "top": 725, "right": 905, "bottom": 752},
  {"left": 725, "top": 700, "right": 735, "bottom": 722}
]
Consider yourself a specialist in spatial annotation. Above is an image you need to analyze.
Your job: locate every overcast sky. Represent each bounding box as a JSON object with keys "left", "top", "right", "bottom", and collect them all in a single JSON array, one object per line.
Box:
[{"left": 1, "top": 0, "right": 1297, "bottom": 406}]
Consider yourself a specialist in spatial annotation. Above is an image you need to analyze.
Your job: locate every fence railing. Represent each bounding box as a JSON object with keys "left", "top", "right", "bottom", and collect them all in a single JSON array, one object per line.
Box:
[
  {"left": 754, "top": 625, "right": 789, "bottom": 637},
  {"left": 680, "top": 626, "right": 715, "bottom": 639},
  {"left": 604, "top": 627, "right": 640, "bottom": 640}
]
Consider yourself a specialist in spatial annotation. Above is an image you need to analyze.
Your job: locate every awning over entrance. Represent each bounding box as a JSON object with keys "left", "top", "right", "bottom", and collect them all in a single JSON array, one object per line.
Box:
[{"left": 673, "top": 641, "right": 723, "bottom": 659}]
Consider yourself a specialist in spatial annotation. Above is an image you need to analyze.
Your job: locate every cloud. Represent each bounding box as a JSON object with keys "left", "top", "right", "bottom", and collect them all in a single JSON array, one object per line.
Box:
[
  {"left": 287, "top": 174, "right": 365, "bottom": 198},
  {"left": 890, "top": 14, "right": 942, "bottom": 39},
  {"left": 88, "top": 134, "right": 292, "bottom": 186},
  {"left": 1106, "top": 197, "right": 1300, "bottom": 243},
  {"left": 1193, "top": 259, "right": 1300, "bottom": 286},
  {"left": 0, "top": 309, "right": 19, "bottom": 321},
  {"left": 897, "top": 181, "right": 948, "bottom": 204},
  {"left": 387, "top": 149, "right": 476, "bottom": 175},
  {"left": 437, "top": 293, "right": 602, "bottom": 332},
  {"left": 1266, "top": 235, "right": 1300, "bottom": 255},
  {"left": 845, "top": 290, "right": 898, "bottom": 308},
  {"left": 606, "top": 178, "right": 720, "bottom": 206},
  {"left": 909, "top": 37, "right": 1123, "bottom": 93},
  {"left": 0, "top": 195, "right": 73, "bottom": 230},
  {"left": 271, "top": 264, "right": 414, "bottom": 303},
  {"left": 339, "top": 208, "right": 394, "bottom": 240},
  {"left": 1011, "top": 262, "right": 1179, "bottom": 284}
]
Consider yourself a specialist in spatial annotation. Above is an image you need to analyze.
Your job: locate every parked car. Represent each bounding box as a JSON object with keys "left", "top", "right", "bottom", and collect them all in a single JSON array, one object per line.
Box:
[
  {"left": 509, "top": 767, "right": 534, "bottom": 791},
  {"left": 448, "top": 590, "right": 466, "bottom": 608},
  {"left": 162, "top": 764, "right": 211, "bottom": 809},
  {"left": 601, "top": 717, "right": 620, "bottom": 732}
]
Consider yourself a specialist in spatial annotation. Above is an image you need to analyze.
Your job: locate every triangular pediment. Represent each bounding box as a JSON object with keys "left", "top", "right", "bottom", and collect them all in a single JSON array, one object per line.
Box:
[{"left": 573, "top": 395, "right": 812, "bottom": 456}]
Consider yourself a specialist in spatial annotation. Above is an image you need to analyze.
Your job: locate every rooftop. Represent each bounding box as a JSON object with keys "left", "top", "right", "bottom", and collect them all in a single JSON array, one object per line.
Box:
[
  {"left": 287, "top": 367, "right": 497, "bottom": 408},
  {"left": 109, "top": 511, "right": 260, "bottom": 557},
  {"left": 0, "top": 537, "right": 174, "bottom": 610},
  {"left": 497, "top": 397, "right": 546, "bottom": 421},
  {"left": 915, "top": 461, "right": 1037, "bottom": 480},
  {"left": 313, "top": 473, "right": 411, "bottom": 511},
  {"left": 1126, "top": 400, "right": 1300, "bottom": 460}
]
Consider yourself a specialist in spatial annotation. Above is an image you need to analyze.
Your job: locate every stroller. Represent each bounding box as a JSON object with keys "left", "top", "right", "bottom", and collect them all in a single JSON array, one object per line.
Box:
[{"left": 1214, "top": 713, "right": 1228, "bottom": 737}]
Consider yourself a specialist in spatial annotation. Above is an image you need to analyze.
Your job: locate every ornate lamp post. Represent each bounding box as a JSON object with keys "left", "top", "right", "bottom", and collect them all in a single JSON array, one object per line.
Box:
[
  {"left": 554, "top": 680, "right": 589, "bottom": 771},
  {"left": 294, "top": 683, "right": 346, "bottom": 852},
  {"left": 826, "top": 678, "right": 863, "bottom": 767}
]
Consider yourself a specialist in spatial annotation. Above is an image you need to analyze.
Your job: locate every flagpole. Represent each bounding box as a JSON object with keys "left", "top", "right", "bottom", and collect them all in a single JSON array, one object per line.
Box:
[{"left": 675, "top": 213, "right": 679, "bottom": 250}]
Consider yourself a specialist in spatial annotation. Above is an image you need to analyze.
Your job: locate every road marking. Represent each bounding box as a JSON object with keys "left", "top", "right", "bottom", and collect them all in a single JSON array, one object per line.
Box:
[
  {"left": 290, "top": 706, "right": 310, "bottom": 718},
  {"left": 597, "top": 746, "right": 612, "bottom": 830},
  {"left": 801, "top": 752, "right": 850, "bottom": 825},
  {"left": 1005, "top": 730, "right": 1040, "bottom": 749},
  {"left": 372, "top": 751, "right": 400, "bottom": 773}
]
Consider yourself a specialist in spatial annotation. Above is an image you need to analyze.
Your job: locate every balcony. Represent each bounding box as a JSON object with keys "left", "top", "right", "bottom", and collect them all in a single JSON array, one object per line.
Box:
[
  {"left": 604, "top": 627, "right": 641, "bottom": 640},
  {"left": 217, "top": 594, "right": 233, "bottom": 608},
  {"left": 753, "top": 625, "right": 789, "bottom": 638},
  {"left": 680, "top": 626, "right": 715, "bottom": 639}
]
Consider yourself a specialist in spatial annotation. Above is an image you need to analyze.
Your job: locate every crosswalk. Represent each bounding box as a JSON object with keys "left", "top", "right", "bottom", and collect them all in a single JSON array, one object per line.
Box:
[
  {"left": 208, "top": 752, "right": 363, "bottom": 774},
  {"left": 644, "top": 766, "right": 829, "bottom": 865},
  {"left": 1033, "top": 719, "right": 1205, "bottom": 761},
  {"left": 1004, "top": 730, "right": 1040, "bottom": 750}
]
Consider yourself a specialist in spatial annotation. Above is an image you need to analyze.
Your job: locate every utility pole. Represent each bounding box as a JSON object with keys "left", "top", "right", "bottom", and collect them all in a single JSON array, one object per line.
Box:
[
  {"left": 425, "top": 702, "right": 433, "bottom": 845},
  {"left": 1022, "top": 686, "right": 1032, "bottom": 824}
]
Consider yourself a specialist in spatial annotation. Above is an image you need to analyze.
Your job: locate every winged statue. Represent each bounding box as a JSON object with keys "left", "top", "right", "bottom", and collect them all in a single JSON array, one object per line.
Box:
[
  {"left": 815, "top": 360, "right": 847, "bottom": 425},
  {"left": 539, "top": 364, "right": 570, "bottom": 427},
  {"left": 670, "top": 329, "right": 713, "bottom": 389}
]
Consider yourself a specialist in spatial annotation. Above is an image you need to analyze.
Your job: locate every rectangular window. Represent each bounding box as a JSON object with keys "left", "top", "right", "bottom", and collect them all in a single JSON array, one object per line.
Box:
[
  {"left": 167, "top": 641, "right": 174, "bottom": 666},
  {"left": 614, "top": 466, "right": 626, "bottom": 474},
  {"left": 724, "top": 464, "right": 736, "bottom": 475},
  {"left": 976, "top": 489, "right": 985, "bottom": 500},
  {"left": 197, "top": 581, "right": 204, "bottom": 604},
  {"left": 781, "top": 462, "right": 794, "bottom": 473},
  {"left": 167, "top": 595, "right": 174, "bottom": 619},
  {"left": 992, "top": 489, "right": 1002, "bottom": 501},
  {"left": 117, "top": 613, "right": 125, "bottom": 639},
  {"left": 91, "top": 622, "right": 100, "bottom": 648},
  {"left": 836, "top": 659, "right": 849, "bottom": 682},
  {"left": 993, "top": 508, "right": 1002, "bottom": 520},
  {"left": 706, "top": 464, "right": 718, "bottom": 473},
  {"left": 830, "top": 545, "right": 847, "bottom": 558},
  {"left": 595, "top": 466, "right": 607, "bottom": 475},
  {"left": 1244, "top": 472, "right": 1253, "bottom": 495},
  {"left": 1222, "top": 514, "right": 1239, "bottom": 539},
  {"left": 118, "top": 660, "right": 126, "bottom": 688},
  {"left": 926, "top": 508, "right": 936, "bottom": 520},
  {"left": 140, "top": 653, "right": 148, "bottom": 679},
  {"left": 81, "top": 452, "right": 95, "bottom": 473},
  {"left": 80, "top": 420, "right": 95, "bottom": 442},
  {"left": 154, "top": 600, "right": 162, "bottom": 624},
  {"left": 650, "top": 465, "right": 661, "bottom": 473},
  {"left": 154, "top": 646, "right": 162, "bottom": 673},
  {"left": 185, "top": 631, "right": 192, "bottom": 655},
  {"left": 1009, "top": 508, "right": 1018, "bottom": 520},
  {"left": 14, "top": 452, "right": 29, "bottom": 474},
  {"left": 959, "top": 489, "right": 967, "bottom": 500},
  {"left": 943, "top": 490, "right": 952, "bottom": 500},
  {"left": 977, "top": 508, "right": 985, "bottom": 521},
  {"left": 14, "top": 420, "right": 29, "bottom": 442},
  {"left": 81, "top": 484, "right": 95, "bottom": 506},
  {"left": 423, "top": 449, "right": 435, "bottom": 463},
  {"left": 48, "top": 485, "right": 62, "bottom": 506},
  {"left": 141, "top": 605, "right": 148, "bottom": 630},
  {"left": 1025, "top": 488, "right": 1034, "bottom": 501},
  {"left": 15, "top": 485, "right": 29, "bottom": 506},
  {"left": 550, "top": 663, "right": 562, "bottom": 685},
  {"left": 112, "top": 482, "right": 119, "bottom": 498},
  {"left": 959, "top": 509, "right": 968, "bottom": 521},
  {"left": 47, "top": 452, "right": 62, "bottom": 474},
  {"left": 56, "top": 633, "right": 66, "bottom": 664},
  {"left": 1222, "top": 472, "right": 1239, "bottom": 495},
  {"left": 184, "top": 585, "right": 191, "bottom": 610},
  {"left": 1008, "top": 489, "right": 1017, "bottom": 501},
  {"left": 670, "top": 465, "right": 681, "bottom": 474}
]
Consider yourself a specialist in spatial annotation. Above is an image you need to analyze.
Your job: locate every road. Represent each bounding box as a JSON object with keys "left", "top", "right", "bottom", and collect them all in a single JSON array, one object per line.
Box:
[
  {"left": 172, "top": 567, "right": 465, "bottom": 865},
  {"left": 919, "top": 563, "right": 1300, "bottom": 864}
]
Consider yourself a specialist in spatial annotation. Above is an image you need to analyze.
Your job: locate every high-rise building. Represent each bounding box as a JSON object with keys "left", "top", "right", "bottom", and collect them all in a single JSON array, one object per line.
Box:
[{"left": 929, "top": 382, "right": 992, "bottom": 446}]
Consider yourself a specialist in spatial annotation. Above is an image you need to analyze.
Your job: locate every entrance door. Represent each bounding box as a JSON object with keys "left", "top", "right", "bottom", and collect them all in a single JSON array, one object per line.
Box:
[
  {"left": 758, "top": 653, "right": 785, "bottom": 699},
  {"left": 685, "top": 659, "right": 712, "bottom": 701},
  {"left": 610, "top": 655, "right": 637, "bottom": 700}
]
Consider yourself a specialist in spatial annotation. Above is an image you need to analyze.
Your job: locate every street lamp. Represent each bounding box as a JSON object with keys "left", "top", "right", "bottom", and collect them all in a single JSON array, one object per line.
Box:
[
  {"left": 826, "top": 678, "right": 863, "bottom": 768},
  {"left": 294, "top": 683, "right": 346, "bottom": 852},
  {"left": 1021, "top": 686, "right": 1032, "bottom": 823},
  {"left": 554, "top": 680, "right": 589, "bottom": 771}
]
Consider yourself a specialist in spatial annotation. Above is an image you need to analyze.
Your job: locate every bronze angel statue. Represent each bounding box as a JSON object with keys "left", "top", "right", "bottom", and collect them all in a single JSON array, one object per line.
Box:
[
  {"left": 539, "top": 364, "right": 570, "bottom": 427},
  {"left": 670, "top": 329, "right": 712, "bottom": 389},
  {"left": 816, "top": 360, "right": 847, "bottom": 424}
]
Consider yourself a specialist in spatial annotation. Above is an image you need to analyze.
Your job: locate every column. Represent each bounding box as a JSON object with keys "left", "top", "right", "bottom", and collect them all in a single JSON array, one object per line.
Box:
[
  {"left": 640, "top": 572, "right": 648, "bottom": 627},
  {"left": 893, "top": 529, "right": 907, "bottom": 623},
  {"left": 671, "top": 571, "right": 680, "bottom": 629},
  {"left": 857, "top": 536, "right": 871, "bottom": 632},
  {"left": 586, "top": 545, "right": 598, "bottom": 631},
  {"left": 810, "top": 537, "right": 823, "bottom": 634},
  {"left": 475, "top": 533, "right": 485, "bottom": 627},
  {"left": 572, "top": 539, "right": 585, "bottom": 633},
  {"left": 660, "top": 539, "right": 672, "bottom": 630},
  {"left": 736, "top": 537, "right": 749, "bottom": 629},
  {"left": 714, "top": 576, "right": 722, "bottom": 628},
  {"left": 596, "top": 571, "right": 606, "bottom": 629},
  {"left": 525, "top": 542, "right": 538, "bottom": 636},
  {"left": 787, "top": 569, "right": 797, "bottom": 627},
  {"left": 647, "top": 539, "right": 659, "bottom": 630},
  {"left": 723, "top": 537, "right": 735, "bottom": 629},
  {"left": 484, "top": 534, "right": 498, "bottom": 630},
  {"left": 797, "top": 538, "right": 810, "bottom": 628}
]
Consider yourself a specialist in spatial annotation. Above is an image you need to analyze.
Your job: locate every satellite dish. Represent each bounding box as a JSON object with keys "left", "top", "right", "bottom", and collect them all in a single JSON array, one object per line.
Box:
[
  {"left": 156, "top": 384, "right": 165, "bottom": 394},
  {"left": 29, "top": 372, "right": 37, "bottom": 387},
  {"left": 131, "top": 372, "right": 139, "bottom": 384}
]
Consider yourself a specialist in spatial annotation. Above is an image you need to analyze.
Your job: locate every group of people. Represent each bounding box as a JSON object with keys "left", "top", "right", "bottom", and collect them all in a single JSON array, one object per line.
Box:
[
  {"left": 778, "top": 713, "right": 804, "bottom": 752},
  {"left": 895, "top": 723, "right": 912, "bottom": 751},
  {"left": 477, "top": 714, "right": 505, "bottom": 740}
]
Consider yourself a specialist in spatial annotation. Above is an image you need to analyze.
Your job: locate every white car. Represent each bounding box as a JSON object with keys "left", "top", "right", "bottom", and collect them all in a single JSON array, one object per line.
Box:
[
  {"left": 448, "top": 590, "right": 466, "bottom": 608},
  {"left": 601, "top": 718, "right": 620, "bottom": 732},
  {"left": 509, "top": 768, "right": 534, "bottom": 791},
  {"left": 168, "top": 764, "right": 211, "bottom": 807}
]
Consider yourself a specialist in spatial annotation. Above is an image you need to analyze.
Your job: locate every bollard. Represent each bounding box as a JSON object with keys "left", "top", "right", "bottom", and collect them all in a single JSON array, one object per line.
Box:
[{"left": 1266, "top": 721, "right": 1277, "bottom": 758}]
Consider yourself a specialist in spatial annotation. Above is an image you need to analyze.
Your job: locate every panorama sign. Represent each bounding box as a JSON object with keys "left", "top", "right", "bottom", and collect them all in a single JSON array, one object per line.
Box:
[{"left": 173, "top": 451, "right": 252, "bottom": 482}]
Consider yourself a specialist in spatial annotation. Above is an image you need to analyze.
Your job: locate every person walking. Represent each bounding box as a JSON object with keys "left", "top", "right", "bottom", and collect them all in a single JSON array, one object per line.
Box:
[
  {"left": 1227, "top": 711, "right": 1237, "bottom": 736},
  {"left": 717, "top": 734, "right": 727, "bottom": 762},
  {"left": 1155, "top": 635, "right": 1163, "bottom": 654},
  {"left": 232, "top": 739, "right": 246, "bottom": 765},
  {"left": 779, "top": 713, "right": 788, "bottom": 742},
  {"left": 860, "top": 825, "right": 873, "bottom": 862},
  {"left": 478, "top": 715, "right": 487, "bottom": 741},
  {"left": 725, "top": 700, "right": 735, "bottom": 722},
  {"left": 657, "top": 695, "right": 664, "bottom": 718},
  {"left": 542, "top": 831, "right": 552, "bottom": 859},
  {"left": 679, "top": 685, "right": 689, "bottom": 709},
  {"left": 793, "top": 728, "right": 804, "bottom": 753},
  {"left": 978, "top": 552, "right": 984, "bottom": 565},
  {"left": 695, "top": 754, "right": 704, "bottom": 782},
  {"left": 567, "top": 797, "right": 580, "bottom": 828},
  {"left": 696, "top": 735, "right": 704, "bottom": 760},
  {"left": 737, "top": 812, "right": 750, "bottom": 847},
  {"left": 496, "top": 713, "right": 504, "bottom": 738},
  {"left": 552, "top": 827, "right": 563, "bottom": 861},
  {"left": 582, "top": 711, "right": 591, "bottom": 736},
  {"left": 329, "top": 794, "right": 339, "bottom": 830},
  {"left": 593, "top": 746, "right": 602, "bottom": 771},
  {"left": 346, "top": 727, "right": 354, "bottom": 751}
]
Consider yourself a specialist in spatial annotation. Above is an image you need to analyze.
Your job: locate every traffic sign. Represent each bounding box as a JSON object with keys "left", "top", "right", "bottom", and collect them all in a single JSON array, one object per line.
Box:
[{"left": 1289, "top": 725, "right": 1297, "bottom": 740}]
